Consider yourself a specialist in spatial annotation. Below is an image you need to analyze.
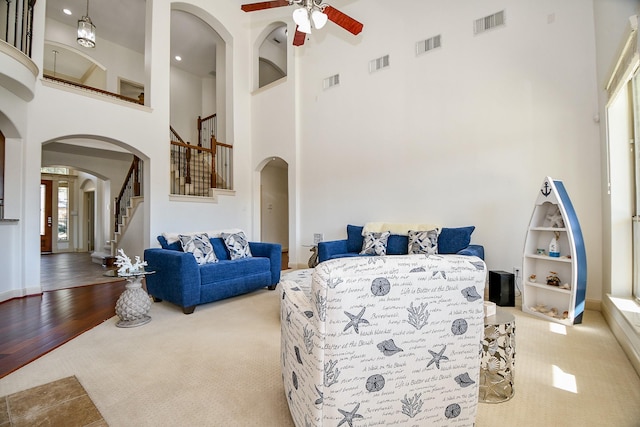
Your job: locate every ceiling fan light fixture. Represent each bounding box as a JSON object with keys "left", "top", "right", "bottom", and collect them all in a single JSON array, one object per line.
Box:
[
  {"left": 311, "top": 10, "right": 328, "bottom": 29},
  {"left": 77, "top": 0, "right": 96, "bottom": 48},
  {"left": 292, "top": 8, "right": 310, "bottom": 30}
]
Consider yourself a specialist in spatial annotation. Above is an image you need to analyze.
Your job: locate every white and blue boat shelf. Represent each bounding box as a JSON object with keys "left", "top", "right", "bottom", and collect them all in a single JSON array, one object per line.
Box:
[{"left": 522, "top": 176, "right": 587, "bottom": 325}]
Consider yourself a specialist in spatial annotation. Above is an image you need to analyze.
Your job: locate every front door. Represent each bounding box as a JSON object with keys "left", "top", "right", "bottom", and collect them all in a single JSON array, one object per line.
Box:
[{"left": 40, "top": 180, "right": 53, "bottom": 253}]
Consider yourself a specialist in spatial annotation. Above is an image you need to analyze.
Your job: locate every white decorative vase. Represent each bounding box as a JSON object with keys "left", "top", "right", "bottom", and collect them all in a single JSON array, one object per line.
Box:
[{"left": 548, "top": 232, "right": 560, "bottom": 258}]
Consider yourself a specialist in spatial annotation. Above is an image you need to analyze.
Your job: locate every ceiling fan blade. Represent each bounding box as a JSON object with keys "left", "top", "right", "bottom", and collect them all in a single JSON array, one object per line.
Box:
[
  {"left": 293, "top": 27, "right": 306, "bottom": 46},
  {"left": 324, "top": 6, "right": 364, "bottom": 35},
  {"left": 241, "top": 0, "right": 290, "bottom": 12}
]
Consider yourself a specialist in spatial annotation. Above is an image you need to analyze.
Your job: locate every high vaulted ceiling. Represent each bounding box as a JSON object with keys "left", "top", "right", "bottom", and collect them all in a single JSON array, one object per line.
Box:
[{"left": 45, "top": 0, "right": 220, "bottom": 78}]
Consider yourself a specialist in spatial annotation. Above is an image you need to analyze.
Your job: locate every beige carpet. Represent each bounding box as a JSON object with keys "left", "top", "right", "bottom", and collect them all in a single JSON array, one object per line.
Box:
[{"left": 0, "top": 289, "right": 639, "bottom": 426}]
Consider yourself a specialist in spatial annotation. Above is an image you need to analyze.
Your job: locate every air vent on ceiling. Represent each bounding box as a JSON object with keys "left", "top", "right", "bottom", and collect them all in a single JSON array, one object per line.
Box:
[
  {"left": 416, "top": 35, "right": 442, "bottom": 56},
  {"left": 474, "top": 10, "right": 506, "bottom": 35},
  {"left": 323, "top": 74, "right": 340, "bottom": 90},
  {"left": 369, "top": 54, "right": 390, "bottom": 73}
]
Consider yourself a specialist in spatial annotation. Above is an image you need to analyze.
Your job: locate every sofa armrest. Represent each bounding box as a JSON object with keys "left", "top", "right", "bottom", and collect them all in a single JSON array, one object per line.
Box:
[
  {"left": 457, "top": 244, "right": 484, "bottom": 260},
  {"left": 144, "top": 248, "right": 201, "bottom": 307},
  {"left": 317, "top": 239, "right": 349, "bottom": 263},
  {"left": 249, "top": 242, "right": 282, "bottom": 285}
]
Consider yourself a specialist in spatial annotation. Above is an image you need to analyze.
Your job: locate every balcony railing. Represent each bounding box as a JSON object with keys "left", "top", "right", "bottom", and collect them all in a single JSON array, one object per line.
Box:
[{"left": 1, "top": 0, "right": 36, "bottom": 57}]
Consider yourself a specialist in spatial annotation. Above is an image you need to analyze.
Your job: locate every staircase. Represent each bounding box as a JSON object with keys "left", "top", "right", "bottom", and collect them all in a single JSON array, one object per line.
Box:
[
  {"left": 170, "top": 116, "right": 232, "bottom": 196},
  {"left": 91, "top": 156, "right": 143, "bottom": 264}
]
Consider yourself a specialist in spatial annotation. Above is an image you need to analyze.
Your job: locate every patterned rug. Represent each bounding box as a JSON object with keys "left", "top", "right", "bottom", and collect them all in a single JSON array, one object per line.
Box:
[{"left": 0, "top": 376, "right": 106, "bottom": 426}]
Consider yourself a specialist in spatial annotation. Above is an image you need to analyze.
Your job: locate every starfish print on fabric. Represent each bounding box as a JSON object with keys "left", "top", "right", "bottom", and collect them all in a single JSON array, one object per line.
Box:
[
  {"left": 343, "top": 307, "right": 369, "bottom": 334},
  {"left": 337, "top": 403, "right": 364, "bottom": 427},
  {"left": 427, "top": 345, "right": 449, "bottom": 369}
]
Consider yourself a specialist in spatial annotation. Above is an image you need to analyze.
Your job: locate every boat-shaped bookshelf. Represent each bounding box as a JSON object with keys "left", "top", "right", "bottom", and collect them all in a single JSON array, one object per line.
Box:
[{"left": 522, "top": 177, "right": 587, "bottom": 325}]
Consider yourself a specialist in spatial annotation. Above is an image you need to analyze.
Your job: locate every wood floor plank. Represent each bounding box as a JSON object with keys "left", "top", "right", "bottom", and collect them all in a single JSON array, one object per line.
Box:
[{"left": 0, "top": 253, "right": 127, "bottom": 379}]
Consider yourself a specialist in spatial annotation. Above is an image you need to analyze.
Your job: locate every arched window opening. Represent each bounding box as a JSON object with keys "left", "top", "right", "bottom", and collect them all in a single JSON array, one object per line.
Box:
[{"left": 259, "top": 25, "right": 287, "bottom": 88}]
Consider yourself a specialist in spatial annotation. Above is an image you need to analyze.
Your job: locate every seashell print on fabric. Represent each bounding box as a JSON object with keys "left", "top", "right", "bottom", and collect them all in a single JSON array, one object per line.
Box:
[
  {"left": 461, "top": 286, "right": 482, "bottom": 302},
  {"left": 454, "top": 372, "right": 475, "bottom": 388},
  {"left": 377, "top": 339, "right": 404, "bottom": 356}
]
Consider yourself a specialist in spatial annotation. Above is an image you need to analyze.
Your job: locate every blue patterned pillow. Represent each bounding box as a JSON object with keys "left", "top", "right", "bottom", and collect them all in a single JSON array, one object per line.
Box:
[
  {"left": 179, "top": 233, "right": 218, "bottom": 265},
  {"left": 408, "top": 229, "right": 440, "bottom": 255},
  {"left": 360, "top": 231, "right": 391, "bottom": 256},
  {"left": 221, "top": 231, "right": 253, "bottom": 260}
]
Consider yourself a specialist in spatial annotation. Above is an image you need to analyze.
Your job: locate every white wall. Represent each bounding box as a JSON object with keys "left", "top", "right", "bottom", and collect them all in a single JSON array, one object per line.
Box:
[
  {"left": 170, "top": 66, "right": 204, "bottom": 144},
  {"left": 45, "top": 18, "right": 145, "bottom": 94},
  {"left": 285, "top": 1, "right": 603, "bottom": 301}
]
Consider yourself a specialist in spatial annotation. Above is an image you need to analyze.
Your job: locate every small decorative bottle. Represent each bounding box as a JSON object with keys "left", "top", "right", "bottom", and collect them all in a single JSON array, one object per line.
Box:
[{"left": 548, "top": 231, "right": 560, "bottom": 257}]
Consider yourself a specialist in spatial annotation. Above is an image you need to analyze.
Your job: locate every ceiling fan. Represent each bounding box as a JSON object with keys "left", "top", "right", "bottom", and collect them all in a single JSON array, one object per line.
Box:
[{"left": 241, "top": 0, "right": 364, "bottom": 46}]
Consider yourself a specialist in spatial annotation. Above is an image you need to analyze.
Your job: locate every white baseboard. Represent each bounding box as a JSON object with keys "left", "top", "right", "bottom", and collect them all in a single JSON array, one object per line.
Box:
[{"left": 0, "top": 286, "right": 42, "bottom": 303}]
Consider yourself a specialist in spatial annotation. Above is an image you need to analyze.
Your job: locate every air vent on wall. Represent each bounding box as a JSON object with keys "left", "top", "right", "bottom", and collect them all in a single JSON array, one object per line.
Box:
[
  {"left": 323, "top": 74, "right": 340, "bottom": 90},
  {"left": 474, "top": 10, "right": 506, "bottom": 35},
  {"left": 416, "top": 35, "right": 441, "bottom": 56},
  {"left": 369, "top": 54, "right": 390, "bottom": 73}
]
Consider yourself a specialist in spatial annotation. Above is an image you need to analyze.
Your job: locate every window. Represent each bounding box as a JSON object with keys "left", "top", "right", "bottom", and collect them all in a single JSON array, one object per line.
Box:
[
  {"left": 41, "top": 167, "right": 69, "bottom": 175},
  {"left": 57, "top": 181, "right": 69, "bottom": 242},
  {"left": 605, "top": 26, "right": 640, "bottom": 302}
]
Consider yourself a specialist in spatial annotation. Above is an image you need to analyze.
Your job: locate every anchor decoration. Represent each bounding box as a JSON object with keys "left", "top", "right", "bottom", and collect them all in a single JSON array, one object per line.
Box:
[{"left": 540, "top": 181, "right": 552, "bottom": 197}]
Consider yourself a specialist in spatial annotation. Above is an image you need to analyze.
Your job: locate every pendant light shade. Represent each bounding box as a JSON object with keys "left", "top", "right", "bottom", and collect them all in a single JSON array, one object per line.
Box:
[{"left": 77, "top": 0, "right": 96, "bottom": 48}]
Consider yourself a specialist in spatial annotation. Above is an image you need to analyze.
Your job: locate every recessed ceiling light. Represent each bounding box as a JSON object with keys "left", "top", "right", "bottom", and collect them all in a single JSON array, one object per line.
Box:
[
  {"left": 175, "top": 55, "right": 182, "bottom": 61},
  {"left": 63, "top": 8, "right": 72, "bottom": 15}
]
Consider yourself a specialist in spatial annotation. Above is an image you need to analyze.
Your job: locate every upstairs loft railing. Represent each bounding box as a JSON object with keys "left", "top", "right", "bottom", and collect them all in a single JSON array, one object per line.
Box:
[
  {"left": 43, "top": 75, "right": 144, "bottom": 105},
  {"left": 1, "top": 0, "right": 36, "bottom": 57},
  {"left": 114, "top": 156, "right": 142, "bottom": 233},
  {"left": 170, "top": 122, "right": 233, "bottom": 196}
]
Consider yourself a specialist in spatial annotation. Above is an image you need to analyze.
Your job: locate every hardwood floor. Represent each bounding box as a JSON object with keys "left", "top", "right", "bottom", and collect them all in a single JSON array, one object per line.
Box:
[{"left": 0, "top": 253, "right": 127, "bottom": 379}]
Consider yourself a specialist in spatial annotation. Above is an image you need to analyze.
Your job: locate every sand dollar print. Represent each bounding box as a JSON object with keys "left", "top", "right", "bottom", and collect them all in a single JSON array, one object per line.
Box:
[
  {"left": 365, "top": 374, "right": 385, "bottom": 392},
  {"left": 451, "top": 318, "right": 468, "bottom": 335},
  {"left": 445, "top": 403, "right": 461, "bottom": 419},
  {"left": 371, "top": 277, "right": 391, "bottom": 296}
]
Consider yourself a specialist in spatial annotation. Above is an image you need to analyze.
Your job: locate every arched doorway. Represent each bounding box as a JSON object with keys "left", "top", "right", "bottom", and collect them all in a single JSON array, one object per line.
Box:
[{"left": 260, "top": 157, "right": 289, "bottom": 269}]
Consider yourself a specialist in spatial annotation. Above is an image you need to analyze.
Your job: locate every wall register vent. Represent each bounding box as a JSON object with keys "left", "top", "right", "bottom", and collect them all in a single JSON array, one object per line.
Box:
[
  {"left": 416, "top": 35, "right": 442, "bottom": 56},
  {"left": 474, "top": 10, "right": 506, "bottom": 34},
  {"left": 369, "top": 55, "right": 390, "bottom": 73},
  {"left": 323, "top": 74, "right": 340, "bottom": 90}
]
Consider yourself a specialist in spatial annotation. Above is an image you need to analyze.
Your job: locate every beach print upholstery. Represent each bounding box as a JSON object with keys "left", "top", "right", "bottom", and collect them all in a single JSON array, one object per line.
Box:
[{"left": 279, "top": 254, "right": 486, "bottom": 427}]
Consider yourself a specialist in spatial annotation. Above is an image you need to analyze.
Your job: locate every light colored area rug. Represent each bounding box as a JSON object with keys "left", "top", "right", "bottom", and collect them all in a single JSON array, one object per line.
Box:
[{"left": 0, "top": 288, "right": 639, "bottom": 426}]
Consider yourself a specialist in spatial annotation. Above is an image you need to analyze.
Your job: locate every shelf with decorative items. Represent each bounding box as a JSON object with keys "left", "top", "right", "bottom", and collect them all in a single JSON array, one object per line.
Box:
[{"left": 522, "top": 177, "right": 587, "bottom": 325}]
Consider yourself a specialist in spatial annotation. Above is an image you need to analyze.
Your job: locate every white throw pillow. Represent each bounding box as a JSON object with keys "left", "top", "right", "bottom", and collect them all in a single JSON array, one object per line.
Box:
[
  {"left": 408, "top": 229, "right": 440, "bottom": 255},
  {"left": 179, "top": 233, "right": 218, "bottom": 265},
  {"left": 221, "top": 231, "right": 253, "bottom": 260},
  {"left": 360, "top": 231, "right": 391, "bottom": 256}
]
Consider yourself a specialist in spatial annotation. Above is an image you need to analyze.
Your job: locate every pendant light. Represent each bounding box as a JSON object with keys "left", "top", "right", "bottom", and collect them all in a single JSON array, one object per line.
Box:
[{"left": 77, "top": 0, "right": 96, "bottom": 48}]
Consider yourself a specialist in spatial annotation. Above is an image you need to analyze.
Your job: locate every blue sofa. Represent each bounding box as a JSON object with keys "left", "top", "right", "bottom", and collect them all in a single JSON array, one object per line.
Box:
[
  {"left": 144, "top": 235, "right": 281, "bottom": 314},
  {"left": 317, "top": 224, "right": 484, "bottom": 263}
]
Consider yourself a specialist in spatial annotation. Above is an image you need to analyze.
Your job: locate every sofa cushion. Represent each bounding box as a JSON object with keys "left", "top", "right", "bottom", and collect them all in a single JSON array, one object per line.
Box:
[
  {"left": 408, "top": 229, "right": 440, "bottom": 255},
  {"left": 179, "top": 233, "right": 218, "bottom": 265},
  {"left": 360, "top": 231, "right": 391, "bottom": 256},
  {"left": 438, "top": 226, "right": 475, "bottom": 254},
  {"left": 346, "top": 225, "right": 364, "bottom": 253},
  {"left": 200, "top": 257, "right": 270, "bottom": 284},
  {"left": 221, "top": 231, "right": 253, "bottom": 260},
  {"left": 386, "top": 234, "right": 409, "bottom": 255}
]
